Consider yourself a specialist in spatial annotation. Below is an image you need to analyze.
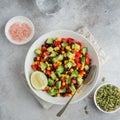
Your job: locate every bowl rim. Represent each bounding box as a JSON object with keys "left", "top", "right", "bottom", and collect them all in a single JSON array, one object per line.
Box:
[
  {"left": 5, "top": 16, "right": 35, "bottom": 45},
  {"left": 94, "top": 82, "right": 120, "bottom": 113},
  {"left": 24, "top": 29, "right": 100, "bottom": 104}
]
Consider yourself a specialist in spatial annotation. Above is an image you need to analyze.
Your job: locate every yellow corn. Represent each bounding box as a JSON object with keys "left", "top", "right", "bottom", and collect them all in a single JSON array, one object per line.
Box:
[
  {"left": 47, "top": 67, "right": 50, "bottom": 70},
  {"left": 37, "top": 56, "right": 40, "bottom": 61},
  {"left": 70, "top": 69, "right": 74, "bottom": 72},
  {"left": 56, "top": 37, "right": 61, "bottom": 41},
  {"left": 66, "top": 46, "right": 70, "bottom": 50},
  {"left": 62, "top": 51, "right": 65, "bottom": 54},
  {"left": 68, "top": 94, "right": 72, "bottom": 97},
  {"left": 57, "top": 93, "right": 60, "bottom": 97},
  {"left": 62, "top": 82, "right": 66, "bottom": 86}
]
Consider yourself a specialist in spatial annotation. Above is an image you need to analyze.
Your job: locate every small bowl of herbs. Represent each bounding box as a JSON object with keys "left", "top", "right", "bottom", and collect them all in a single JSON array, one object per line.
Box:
[{"left": 94, "top": 83, "right": 120, "bottom": 113}]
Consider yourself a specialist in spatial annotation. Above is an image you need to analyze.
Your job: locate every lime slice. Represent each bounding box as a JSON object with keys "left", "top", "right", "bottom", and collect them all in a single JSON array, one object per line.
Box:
[{"left": 30, "top": 71, "right": 48, "bottom": 90}]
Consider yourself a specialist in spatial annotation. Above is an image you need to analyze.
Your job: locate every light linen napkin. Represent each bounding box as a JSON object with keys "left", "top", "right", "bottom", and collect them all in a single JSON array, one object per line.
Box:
[{"left": 24, "top": 27, "right": 109, "bottom": 109}]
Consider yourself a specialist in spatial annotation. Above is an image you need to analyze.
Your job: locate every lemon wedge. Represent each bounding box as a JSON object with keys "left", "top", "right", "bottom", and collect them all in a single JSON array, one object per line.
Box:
[{"left": 30, "top": 71, "right": 48, "bottom": 90}]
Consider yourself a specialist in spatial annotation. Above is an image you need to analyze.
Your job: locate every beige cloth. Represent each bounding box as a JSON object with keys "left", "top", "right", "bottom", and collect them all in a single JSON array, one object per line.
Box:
[{"left": 24, "top": 27, "right": 109, "bottom": 109}]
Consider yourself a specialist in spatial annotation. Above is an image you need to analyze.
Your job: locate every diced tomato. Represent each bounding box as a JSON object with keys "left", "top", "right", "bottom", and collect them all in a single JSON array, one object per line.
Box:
[
  {"left": 75, "top": 51, "right": 82, "bottom": 58},
  {"left": 76, "top": 63, "right": 82, "bottom": 69},
  {"left": 53, "top": 62, "right": 59, "bottom": 68},
  {"left": 61, "top": 79, "right": 66, "bottom": 82},
  {"left": 54, "top": 41, "right": 60, "bottom": 46},
  {"left": 62, "top": 38, "right": 68, "bottom": 42},
  {"left": 42, "top": 46, "right": 47, "bottom": 51},
  {"left": 31, "top": 64, "right": 37, "bottom": 70},
  {"left": 61, "top": 47, "right": 64, "bottom": 51},
  {"left": 60, "top": 85, "right": 64, "bottom": 89},
  {"left": 77, "top": 41, "right": 82, "bottom": 46},
  {"left": 36, "top": 66, "right": 41, "bottom": 71},
  {"left": 40, "top": 58, "right": 44, "bottom": 62},
  {"left": 46, "top": 70, "right": 51, "bottom": 76},
  {"left": 43, "top": 86, "right": 50, "bottom": 91},
  {"left": 85, "top": 54, "right": 90, "bottom": 65},
  {"left": 68, "top": 38, "right": 74, "bottom": 44},
  {"left": 64, "top": 93, "right": 69, "bottom": 96},
  {"left": 79, "top": 70, "right": 86, "bottom": 75},
  {"left": 75, "top": 57, "right": 80, "bottom": 64},
  {"left": 44, "top": 51, "right": 50, "bottom": 56},
  {"left": 65, "top": 84, "right": 69, "bottom": 88}
]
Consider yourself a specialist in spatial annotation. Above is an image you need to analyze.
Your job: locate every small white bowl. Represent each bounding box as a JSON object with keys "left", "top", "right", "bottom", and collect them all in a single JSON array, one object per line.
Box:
[
  {"left": 94, "top": 83, "right": 120, "bottom": 113},
  {"left": 5, "top": 16, "right": 35, "bottom": 45}
]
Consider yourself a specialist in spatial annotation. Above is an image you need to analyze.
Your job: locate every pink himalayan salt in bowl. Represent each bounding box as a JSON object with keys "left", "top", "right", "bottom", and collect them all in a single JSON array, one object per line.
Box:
[{"left": 5, "top": 16, "right": 35, "bottom": 45}]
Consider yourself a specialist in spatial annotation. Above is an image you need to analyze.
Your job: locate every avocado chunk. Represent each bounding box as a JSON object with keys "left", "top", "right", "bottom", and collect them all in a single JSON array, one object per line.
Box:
[
  {"left": 56, "top": 66, "right": 64, "bottom": 74},
  {"left": 56, "top": 72, "right": 61, "bottom": 78},
  {"left": 72, "top": 43, "right": 80, "bottom": 50},
  {"left": 51, "top": 57, "right": 58, "bottom": 63},
  {"left": 56, "top": 81, "right": 61, "bottom": 89},
  {"left": 50, "top": 51, "right": 58, "bottom": 57},
  {"left": 51, "top": 72, "right": 57, "bottom": 80},
  {"left": 40, "top": 62, "right": 47, "bottom": 71},
  {"left": 47, "top": 89, "right": 57, "bottom": 96},
  {"left": 66, "top": 51, "right": 74, "bottom": 59},
  {"left": 59, "top": 88, "right": 66, "bottom": 93},
  {"left": 84, "top": 65, "right": 89, "bottom": 71},
  {"left": 77, "top": 76, "right": 83, "bottom": 85},
  {"left": 62, "top": 42, "right": 68, "bottom": 47},
  {"left": 47, "top": 47, "right": 53, "bottom": 52},
  {"left": 57, "top": 54, "right": 64, "bottom": 61},
  {"left": 46, "top": 38, "right": 54, "bottom": 44},
  {"left": 82, "top": 47, "right": 88, "bottom": 55},
  {"left": 34, "top": 48, "right": 41, "bottom": 54},
  {"left": 66, "top": 62, "right": 73, "bottom": 68},
  {"left": 66, "top": 77, "right": 71, "bottom": 84},
  {"left": 81, "top": 57, "right": 86, "bottom": 65},
  {"left": 72, "top": 70, "right": 78, "bottom": 77},
  {"left": 48, "top": 79, "right": 54, "bottom": 86},
  {"left": 69, "top": 84, "right": 76, "bottom": 93}
]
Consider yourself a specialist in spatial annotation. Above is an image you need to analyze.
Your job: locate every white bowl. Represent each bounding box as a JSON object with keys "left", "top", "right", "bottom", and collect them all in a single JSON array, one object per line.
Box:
[
  {"left": 24, "top": 30, "right": 100, "bottom": 105},
  {"left": 94, "top": 83, "right": 120, "bottom": 113},
  {"left": 5, "top": 16, "right": 35, "bottom": 45}
]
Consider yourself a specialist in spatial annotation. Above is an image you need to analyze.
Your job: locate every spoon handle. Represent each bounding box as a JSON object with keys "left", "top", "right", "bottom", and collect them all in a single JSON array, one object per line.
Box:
[{"left": 56, "top": 89, "right": 77, "bottom": 117}]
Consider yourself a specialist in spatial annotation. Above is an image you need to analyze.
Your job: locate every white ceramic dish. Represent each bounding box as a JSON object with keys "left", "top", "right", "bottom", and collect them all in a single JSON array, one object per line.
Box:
[
  {"left": 5, "top": 16, "right": 35, "bottom": 45},
  {"left": 94, "top": 83, "right": 120, "bottom": 113},
  {"left": 24, "top": 30, "right": 100, "bottom": 105}
]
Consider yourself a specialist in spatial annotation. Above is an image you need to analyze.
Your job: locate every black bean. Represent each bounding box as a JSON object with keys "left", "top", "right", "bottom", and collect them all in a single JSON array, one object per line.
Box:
[{"left": 34, "top": 57, "right": 37, "bottom": 61}]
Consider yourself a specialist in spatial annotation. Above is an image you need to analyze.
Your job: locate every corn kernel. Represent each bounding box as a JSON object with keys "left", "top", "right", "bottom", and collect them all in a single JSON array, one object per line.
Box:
[
  {"left": 56, "top": 37, "right": 61, "bottom": 41},
  {"left": 34, "top": 61, "right": 38, "bottom": 65},
  {"left": 56, "top": 78, "right": 59, "bottom": 81},
  {"left": 70, "top": 69, "right": 74, "bottom": 72},
  {"left": 66, "top": 46, "right": 70, "bottom": 50},
  {"left": 66, "top": 75, "right": 69, "bottom": 79},
  {"left": 68, "top": 94, "right": 72, "bottom": 97},
  {"left": 37, "top": 56, "right": 40, "bottom": 61},
  {"left": 62, "top": 51, "right": 65, "bottom": 54},
  {"left": 57, "top": 93, "right": 60, "bottom": 97},
  {"left": 47, "top": 67, "right": 50, "bottom": 70},
  {"left": 62, "top": 82, "right": 66, "bottom": 86}
]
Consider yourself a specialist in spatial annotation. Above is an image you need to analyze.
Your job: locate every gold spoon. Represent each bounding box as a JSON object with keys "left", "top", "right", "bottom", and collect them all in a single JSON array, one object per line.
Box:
[{"left": 56, "top": 65, "right": 97, "bottom": 117}]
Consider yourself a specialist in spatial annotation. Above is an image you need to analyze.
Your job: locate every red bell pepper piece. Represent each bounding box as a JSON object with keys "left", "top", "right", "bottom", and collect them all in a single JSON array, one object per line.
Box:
[
  {"left": 53, "top": 62, "right": 59, "bottom": 68},
  {"left": 85, "top": 54, "right": 90, "bottom": 65},
  {"left": 68, "top": 38, "right": 74, "bottom": 44},
  {"left": 77, "top": 41, "right": 82, "bottom": 46},
  {"left": 42, "top": 46, "right": 47, "bottom": 51},
  {"left": 54, "top": 41, "right": 60, "bottom": 46},
  {"left": 79, "top": 70, "right": 86, "bottom": 75},
  {"left": 62, "top": 38, "right": 68, "bottom": 42},
  {"left": 76, "top": 63, "right": 82, "bottom": 69},
  {"left": 46, "top": 70, "right": 51, "bottom": 76},
  {"left": 31, "top": 64, "right": 37, "bottom": 70}
]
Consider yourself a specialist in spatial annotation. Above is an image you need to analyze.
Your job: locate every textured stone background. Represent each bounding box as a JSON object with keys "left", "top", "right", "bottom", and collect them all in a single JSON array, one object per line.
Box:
[{"left": 0, "top": 0, "right": 120, "bottom": 120}]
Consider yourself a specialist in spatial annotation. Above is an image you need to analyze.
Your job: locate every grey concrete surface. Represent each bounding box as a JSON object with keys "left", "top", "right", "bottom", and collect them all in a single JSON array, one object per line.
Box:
[{"left": 0, "top": 0, "right": 120, "bottom": 120}]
